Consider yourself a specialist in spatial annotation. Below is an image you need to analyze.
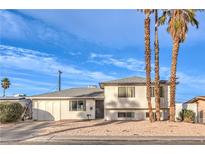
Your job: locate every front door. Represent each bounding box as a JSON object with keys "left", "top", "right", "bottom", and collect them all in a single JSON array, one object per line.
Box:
[{"left": 95, "top": 100, "right": 104, "bottom": 119}]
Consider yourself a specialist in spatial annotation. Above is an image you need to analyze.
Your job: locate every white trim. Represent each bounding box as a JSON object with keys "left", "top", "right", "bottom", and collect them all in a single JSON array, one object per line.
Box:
[{"left": 27, "top": 97, "right": 104, "bottom": 100}]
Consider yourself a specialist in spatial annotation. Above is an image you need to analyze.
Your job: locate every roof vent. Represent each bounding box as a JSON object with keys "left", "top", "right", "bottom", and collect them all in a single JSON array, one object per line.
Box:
[{"left": 87, "top": 85, "right": 97, "bottom": 88}]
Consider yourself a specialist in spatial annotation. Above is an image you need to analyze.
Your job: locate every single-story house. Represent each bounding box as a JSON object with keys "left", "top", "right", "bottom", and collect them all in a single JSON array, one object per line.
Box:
[
  {"left": 183, "top": 96, "right": 205, "bottom": 123},
  {"left": 30, "top": 87, "right": 104, "bottom": 121},
  {"left": 30, "top": 76, "right": 171, "bottom": 121}
]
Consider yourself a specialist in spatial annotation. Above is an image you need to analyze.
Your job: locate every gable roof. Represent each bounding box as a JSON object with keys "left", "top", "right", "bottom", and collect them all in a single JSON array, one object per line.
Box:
[
  {"left": 184, "top": 96, "right": 205, "bottom": 104},
  {"left": 99, "top": 76, "right": 169, "bottom": 88},
  {"left": 29, "top": 87, "right": 104, "bottom": 99}
]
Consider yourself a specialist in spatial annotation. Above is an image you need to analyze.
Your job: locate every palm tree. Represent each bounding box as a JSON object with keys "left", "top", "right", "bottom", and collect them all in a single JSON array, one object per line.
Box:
[
  {"left": 144, "top": 10, "right": 154, "bottom": 122},
  {"left": 160, "top": 10, "right": 199, "bottom": 121},
  {"left": 1, "top": 78, "right": 11, "bottom": 97},
  {"left": 154, "top": 9, "right": 161, "bottom": 121}
]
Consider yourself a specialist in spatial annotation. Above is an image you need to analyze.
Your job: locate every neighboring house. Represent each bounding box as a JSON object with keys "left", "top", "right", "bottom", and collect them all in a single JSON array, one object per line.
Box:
[
  {"left": 0, "top": 96, "right": 26, "bottom": 103},
  {"left": 29, "top": 87, "right": 104, "bottom": 121},
  {"left": 183, "top": 96, "right": 205, "bottom": 123},
  {"left": 100, "top": 76, "right": 170, "bottom": 120},
  {"left": 29, "top": 76, "right": 170, "bottom": 121},
  {"left": 0, "top": 96, "right": 32, "bottom": 119}
]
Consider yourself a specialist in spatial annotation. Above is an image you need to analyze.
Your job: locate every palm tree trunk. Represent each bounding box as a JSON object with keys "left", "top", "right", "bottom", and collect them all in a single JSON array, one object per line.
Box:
[
  {"left": 3, "top": 88, "right": 5, "bottom": 97},
  {"left": 169, "top": 38, "right": 180, "bottom": 122},
  {"left": 154, "top": 10, "right": 161, "bottom": 121},
  {"left": 145, "top": 14, "right": 153, "bottom": 122}
]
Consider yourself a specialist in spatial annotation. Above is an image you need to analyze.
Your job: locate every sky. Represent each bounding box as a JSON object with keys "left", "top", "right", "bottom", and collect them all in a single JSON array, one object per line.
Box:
[{"left": 0, "top": 9, "right": 205, "bottom": 102}]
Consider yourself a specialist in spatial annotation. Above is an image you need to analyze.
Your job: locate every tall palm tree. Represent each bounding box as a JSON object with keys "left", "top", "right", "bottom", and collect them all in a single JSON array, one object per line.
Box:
[
  {"left": 1, "top": 78, "right": 11, "bottom": 97},
  {"left": 144, "top": 9, "right": 154, "bottom": 122},
  {"left": 154, "top": 9, "right": 161, "bottom": 121},
  {"left": 160, "top": 10, "right": 199, "bottom": 121}
]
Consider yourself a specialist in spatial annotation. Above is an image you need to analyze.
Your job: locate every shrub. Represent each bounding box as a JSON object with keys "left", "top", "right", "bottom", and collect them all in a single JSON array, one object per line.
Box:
[
  {"left": 179, "top": 109, "right": 195, "bottom": 123},
  {"left": 0, "top": 102, "right": 24, "bottom": 123}
]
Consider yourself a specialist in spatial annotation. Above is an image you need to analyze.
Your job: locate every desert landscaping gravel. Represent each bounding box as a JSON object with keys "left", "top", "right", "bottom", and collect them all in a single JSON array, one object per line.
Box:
[
  {"left": 13, "top": 120, "right": 205, "bottom": 137},
  {"left": 1, "top": 120, "right": 205, "bottom": 138}
]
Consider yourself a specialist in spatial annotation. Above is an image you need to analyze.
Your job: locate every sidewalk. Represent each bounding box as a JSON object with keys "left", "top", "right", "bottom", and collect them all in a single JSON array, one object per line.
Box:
[{"left": 4, "top": 135, "right": 205, "bottom": 145}]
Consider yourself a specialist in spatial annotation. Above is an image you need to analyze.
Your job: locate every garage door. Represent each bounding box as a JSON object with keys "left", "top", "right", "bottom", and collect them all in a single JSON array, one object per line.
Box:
[{"left": 37, "top": 101, "right": 60, "bottom": 121}]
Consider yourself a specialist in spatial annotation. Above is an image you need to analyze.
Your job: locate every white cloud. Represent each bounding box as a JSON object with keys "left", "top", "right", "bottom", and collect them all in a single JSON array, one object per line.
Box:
[
  {"left": 0, "top": 45, "right": 115, "bottom": 82},
  {"left": 177, "top": 72, "right": 205, "bottom": 88},
  {"left": 89, "top": 52, "right": 145, "bottom": 72},
  {"left": 0, "top": 10, "right": 61, "bottom": 44}
]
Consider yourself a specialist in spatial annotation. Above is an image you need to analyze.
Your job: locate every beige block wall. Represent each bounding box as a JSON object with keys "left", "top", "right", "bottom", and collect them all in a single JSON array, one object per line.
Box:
[
  {"left": 32, "top": 99, "right": 95, "bottom": 121},
  {"left": 104, "top": 85, "right": 169, "bottom": 109}
]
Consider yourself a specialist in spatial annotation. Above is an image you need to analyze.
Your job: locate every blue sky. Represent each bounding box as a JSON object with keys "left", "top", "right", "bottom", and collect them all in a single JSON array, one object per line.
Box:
[{"left": 0, "top": 9, "right": 205, "bottom": 102}]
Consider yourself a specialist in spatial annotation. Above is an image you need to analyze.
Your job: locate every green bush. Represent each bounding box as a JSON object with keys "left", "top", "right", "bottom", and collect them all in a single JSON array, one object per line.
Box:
[
  {"left": 179, "top": 109, "right": 195, "bottom": 123},
  {"left": 0, "top": 102, "right": 24, "bottom": 123}
]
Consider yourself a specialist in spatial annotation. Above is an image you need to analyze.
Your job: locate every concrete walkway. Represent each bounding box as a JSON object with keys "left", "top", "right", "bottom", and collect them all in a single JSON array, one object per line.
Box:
[{"left": 2, "top": 135, "right": 205, "bottom": 145}]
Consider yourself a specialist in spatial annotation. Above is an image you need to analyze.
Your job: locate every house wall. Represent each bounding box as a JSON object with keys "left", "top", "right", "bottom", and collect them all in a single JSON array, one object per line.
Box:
[
  {"left": 197, "top": 100, "right": 205, "bottom": 123},
  {"left": 105, "top": 109, "right": 169, "bottom": 121},
  {"left": 175, "top": 103, "right": 183, "bottom": 120},
  {"left": 104, "top": 85, "right": 169, "bottom": 109},
  {"left": 32, "top": 99, "right": 95, "bottom": 121},
  {"left": 60, "top": 99, "right": 95, "bottom": 120},
  {"left": 104, "top": 85, "right": 169, "bottom": 120}
]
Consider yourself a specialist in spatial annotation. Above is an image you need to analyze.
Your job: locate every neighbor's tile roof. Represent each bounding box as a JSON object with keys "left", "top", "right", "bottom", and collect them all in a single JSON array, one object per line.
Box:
[
  {"left": 99, "top": 76, "right": 168, "bottom": 88},
  {"left": 30, "top": 87, "right": 104, "bottom": 99}
]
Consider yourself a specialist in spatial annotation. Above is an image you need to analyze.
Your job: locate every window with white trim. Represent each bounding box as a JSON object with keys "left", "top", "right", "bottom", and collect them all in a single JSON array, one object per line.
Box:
[
  {"left": 151, "top": 86, "right": 164, "bottom": 97},
  {"left": 69, "top": 100, "right": 86, "bottom": 111},
  {"left": 118, "top": 112, "right": 135, "bottom": 118},
  {"left": 118, "top": 87, "right": 135, "bottom": 98}
]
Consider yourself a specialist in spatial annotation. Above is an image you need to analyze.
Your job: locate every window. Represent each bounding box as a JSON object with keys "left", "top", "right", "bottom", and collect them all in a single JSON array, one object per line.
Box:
[
  {"left": 118, "top": 87, "right": 126, "bottom": 97},
  {"left": 146, "top": 112, "right": 150, "bottom": 118},
  {"left": 151, "top": 87, "right": 155, "bottom": 97},
  {"left": 150, "top": 86, "right": 164, "bottom": 97},
  {"left": 118, "top": 87, "right": 135, "bottom": 98},
  {"left": 118, "top": 112, "right": 134, "bottom": 118},
  {"left": 69, "top": 100, "right": 86, "bottom": 111},
  {"left": 160, "top": 87, "right": 164, "bottom": 97},
  {"left": 146, "top": 112, "right": 163, "bottom": 119}
]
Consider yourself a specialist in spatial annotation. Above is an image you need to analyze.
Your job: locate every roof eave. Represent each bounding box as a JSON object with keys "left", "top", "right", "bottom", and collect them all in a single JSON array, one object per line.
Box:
[
  {"left": 27, "top": 96, "right": 104, "bottom": 100},
  {"left": 99, "top": 81, "right": 171, "bottom": 88}
]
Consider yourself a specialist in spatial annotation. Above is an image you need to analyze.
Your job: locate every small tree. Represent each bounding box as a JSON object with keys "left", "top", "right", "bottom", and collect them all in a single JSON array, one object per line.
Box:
[
  {"left": 0, "top": 102, "right": 23, "bottom": 123},
  {"left": 1, "top": 78, "right": 11, "bottom": 97},
  {"left": 179, "top": 109, "right": 195, "bottom": 123}
]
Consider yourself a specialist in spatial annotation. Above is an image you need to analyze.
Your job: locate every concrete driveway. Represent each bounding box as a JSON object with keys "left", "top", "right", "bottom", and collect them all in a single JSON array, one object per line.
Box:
[{"left": 0, "top": 120, "right": 52, "bottom": 142}]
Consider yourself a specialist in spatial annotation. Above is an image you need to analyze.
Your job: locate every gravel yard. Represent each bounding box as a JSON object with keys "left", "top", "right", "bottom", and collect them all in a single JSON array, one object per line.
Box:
[
  {"left": 40, "top": 120, "right": 205, "bottom": 136},
  {"left": 2, "top": 119, "right": 205, "bottom": 139}
]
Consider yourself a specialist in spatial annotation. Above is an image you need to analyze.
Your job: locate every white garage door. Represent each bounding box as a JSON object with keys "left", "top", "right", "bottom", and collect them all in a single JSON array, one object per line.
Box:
[{"left": 36, "top": 101, "right": 60, "bottom": 121}]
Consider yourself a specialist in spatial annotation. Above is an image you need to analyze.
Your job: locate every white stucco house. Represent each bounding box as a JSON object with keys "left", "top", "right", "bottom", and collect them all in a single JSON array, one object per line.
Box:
[
  {"left": 30, "top": 76, "right": 170, "bottom": 121},
  {"left": 99, "top": 76, "right": 170, "bottom": 121}
]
